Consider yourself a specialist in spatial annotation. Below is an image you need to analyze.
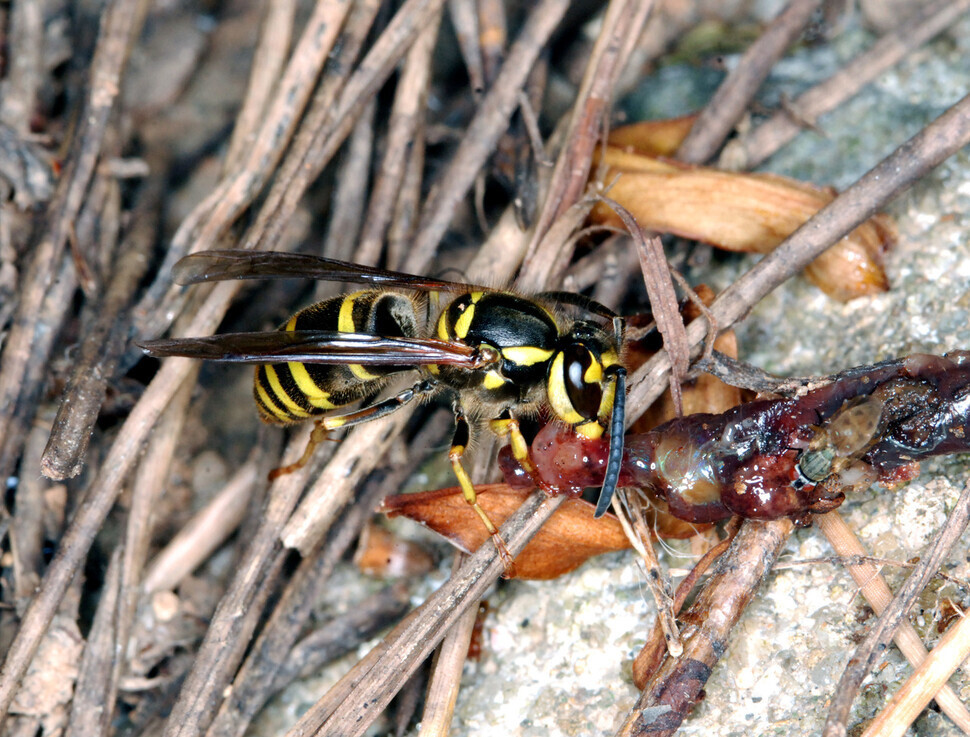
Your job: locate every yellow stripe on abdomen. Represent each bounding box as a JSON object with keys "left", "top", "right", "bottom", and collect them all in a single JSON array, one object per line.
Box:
[
  {"left": 254, "top": 367, "right": 300, "bottom": 423},
  {"left": 286, "top": 361, "right": 339, "bottom": 409},
  {"left": 263, "top": 364, "right": 314, "bottom": 417}
]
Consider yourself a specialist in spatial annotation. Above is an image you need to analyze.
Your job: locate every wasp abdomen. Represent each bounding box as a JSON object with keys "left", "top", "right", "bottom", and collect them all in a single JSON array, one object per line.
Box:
[{"left": 255, "top": 291, "right": 418, "bottom": 424}]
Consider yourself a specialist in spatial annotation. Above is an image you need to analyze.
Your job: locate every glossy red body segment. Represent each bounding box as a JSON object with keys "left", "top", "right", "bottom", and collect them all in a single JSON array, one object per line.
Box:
[{"left": 499, "top": 352, "right": 970, "bottom": 523}]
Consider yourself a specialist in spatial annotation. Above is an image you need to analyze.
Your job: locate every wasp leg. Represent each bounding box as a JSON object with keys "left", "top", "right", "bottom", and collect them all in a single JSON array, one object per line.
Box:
[
  {"left": 449, "top": 405, "right": 516, "bottom": 577},
  {"left": 268, "top": 379, "right": 438, "bottom": 480},
  {"left": 488, "top": 412, "right": 549, "bottom": 492}
]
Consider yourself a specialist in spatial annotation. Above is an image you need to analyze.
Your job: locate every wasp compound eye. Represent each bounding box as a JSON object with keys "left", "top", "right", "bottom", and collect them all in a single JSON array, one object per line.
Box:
[{"left": 562, "top": 343, "right": 603, "bottom": 420}]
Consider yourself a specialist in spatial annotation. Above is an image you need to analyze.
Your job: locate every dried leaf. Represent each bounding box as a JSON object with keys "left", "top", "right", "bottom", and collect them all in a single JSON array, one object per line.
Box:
[
  {"left": 590, "top": 145, "right": 894, "bottom": 300},
  {"left": 354, "top": 522, "right": 435, "bottom": 578},
  {"left": 605, "top": 114, "right": 698, "bottom": 156},
  {"left": 382, "top": 484, "right": 631, "bottom": 580}
]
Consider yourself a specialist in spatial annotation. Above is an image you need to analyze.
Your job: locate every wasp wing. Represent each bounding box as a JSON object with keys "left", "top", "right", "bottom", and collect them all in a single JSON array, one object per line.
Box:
[
  {"left": 139, "top": 331, "right": 496, "bottom": 368},
  {"left": 172, "top": 250, "right": 488, "bottom": 293}
]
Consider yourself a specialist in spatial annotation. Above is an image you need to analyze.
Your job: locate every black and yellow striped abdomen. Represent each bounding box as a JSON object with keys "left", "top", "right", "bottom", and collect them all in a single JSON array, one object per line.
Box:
[{"left": 254, "top": 291, "right": 419, "bottom": 424}]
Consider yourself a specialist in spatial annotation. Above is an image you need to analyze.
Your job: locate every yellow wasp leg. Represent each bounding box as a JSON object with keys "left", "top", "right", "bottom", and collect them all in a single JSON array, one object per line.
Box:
[
  {"left": 450, "top": 407, "right": 516, "bottom": 577},
  {"left": 489, "top": 414, "right": 545, "bottom": 490}
]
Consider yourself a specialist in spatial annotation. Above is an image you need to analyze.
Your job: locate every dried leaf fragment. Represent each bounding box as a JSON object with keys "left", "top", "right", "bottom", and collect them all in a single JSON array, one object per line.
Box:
[
  {"left": 590, "top": 142, "right": 895, "bottom": 300},
  {"left": 382, "top": 484, "right": 630, "bottom": 579},
  {"left": 354, "top": 522, "right": 435, "bottom": 578}
]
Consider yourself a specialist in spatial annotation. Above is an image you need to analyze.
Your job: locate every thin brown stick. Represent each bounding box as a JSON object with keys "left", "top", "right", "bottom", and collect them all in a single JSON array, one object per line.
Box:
[
  {"left": 356, "top": 12, "right": 441, "bottom": 267},
  {"left": 131, "top": 0, "right": 354, "bottom": 340},
  {"left": 285, "top": 584, "right": 413, "bottom": 684},
  {"left": 402, "top": 0, "right": 570, "bottom": 275},
  {"left": 448, "top": 0, "right": 484, "bottom": 95},
  {"left": 676, "top": 0, "right": 823, "bottom": 164},
  {"left": 284, "top": 492, "right": 564, "bottom": 737},
  {"left": 725, "top": 0, "right": 970, "bottom": 169},
  {"left": 816, "top": 511, "right": 970, "bottom": 732},
  {"left": 244, "top": 0, "right": 443, "bottom": 261},
  {"left": 0, "top": 0, "right": 44, "bottom": 134},
  {"left": 632, "top": 518, "right": 739, "bottom": 689},
  {"left": 862, "top": 610, "right": 970, "bottom": 737},
  {"left": 142, "top": 456, "right": 257, "bottom": 595},
  {"left": 628, "top": 226, "right": 688, "bottom": 415},
  {"left": 518, "top": 0, "right": 653, "bottom": 292},
  {"left": 417, "top": 555, "right": 477, "bottom": 737},
  {"left": 626, "top": 92, "right": 970, "bottom": 419},
  {"left": 40, "top": 164, "right": 158, "bottom": 479},
  {"left": 822, "top": 477, "right": 970, "bottom": 737},
  {"left": 320, "top": 97, "right": 377, "bottom": 264},
  {"left": 617, "top": 518, "right": 795, "bottom": 737},
  {"left": 0, "top": 0, "right": 146, "bottom": 487},
  {"left": 0, "top": 279, "right": 246, "bottom": 722},
  {"left": 223, "top": 0, "right": 297, "bottom": 169},
  {"left": 203, "top": 423, "right": 443, "bottom": 737},
  {"left": 63, "top": 549, "right": 121, "bottom": 737}
]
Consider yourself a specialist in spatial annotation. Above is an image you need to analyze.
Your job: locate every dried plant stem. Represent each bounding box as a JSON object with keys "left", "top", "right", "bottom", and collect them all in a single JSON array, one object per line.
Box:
[
  {"left": 246, "top": 0, "right": 443, "bottom": 261},
  {"left": 822, "top": 477, "right": 970, "bottom": 737},
  {"left": 224, "top": 0, "right": 297, "bottom": 169},
  {"left": 617, "top": 519, "right": 795, "bottom": 737},
  {"left": 676, "top": 0, "right": 823, "bottom": 164},
  {"left": 862, "top": 611, "right": 970, "bottom": 737},
  {"left": 0, "top": 279, "right": 246, "bottom": 722},
  {"left": 40, "top": 170, "right": 159, "bottom": 479},
  {"left": 403, "top": 0, "right": 570, "bottom": 275},
  {"left": 64, "top": 549, "right": 121, "bottom": 737},
  {"left": 286, "top": 492, "right": 564, "bottom": 737},
  {"left": 519, "top": 0, "right": 653, "bottom": 291},
  {"left": 0, "top": 0, "right": 146, "bottom": 483},
  {"left": 627, "top": 92, "right": 970, "bottom": 419},
  {"left": 418, "top": 555, "right": 477, "bottom": 737},
  {"left": 203, "top": 428, "right": 434, "bottom": 737},
  {"left": 356, "top": 11, "right": 441, "bottom": 266},
  {"left": 726, "top": 0, "right": 970, "bottom": 169},
  {"left": 132, "top": 0, "right": 354, "bottom": 340},
  {"left": 816, "top": 511, "right": 970, "bottom": 732},
  {"left": 142, "top": 456, "right": 257, "bottom": 594}
]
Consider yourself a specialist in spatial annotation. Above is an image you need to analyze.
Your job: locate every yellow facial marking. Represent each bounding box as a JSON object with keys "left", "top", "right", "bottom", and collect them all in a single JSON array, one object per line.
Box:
[
  {"left": 287, "top": 362, "right": 339, "bottom": 408},
  {"left": 546, "top": 353, "right": 585, "bottom": 425},
  {"left": 482, "top": 370, "right": 507, "bottom": 390},
  {"left": 583, "top": 356, "right": 604, "bottom": 384},
  {"left": 598, "top": 375, "right": 617, "bottom": 420},
  {"left": 575, "top": 420, "right": 605, "bottom": 439},
  {"left": 501, "top": 346, "right": 554, "bottom": 366},
  {"left": 264, "top": 365, "right": 313, "bottom": 416}
]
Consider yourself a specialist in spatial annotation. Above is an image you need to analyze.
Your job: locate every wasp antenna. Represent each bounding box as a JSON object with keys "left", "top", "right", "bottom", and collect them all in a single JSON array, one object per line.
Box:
[{"left": 594, "top": 367, "right": 626, "bottom": 518}]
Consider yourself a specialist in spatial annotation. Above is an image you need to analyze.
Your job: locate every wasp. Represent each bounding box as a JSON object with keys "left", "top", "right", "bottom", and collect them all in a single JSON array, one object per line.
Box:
[{"left": 140, "top": 250, "right": 627, "bottom": 560}]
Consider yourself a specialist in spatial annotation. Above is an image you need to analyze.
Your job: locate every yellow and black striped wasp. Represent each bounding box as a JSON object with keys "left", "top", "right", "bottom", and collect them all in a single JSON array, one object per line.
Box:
[{"left": 140, "top": 250, "right": 627, "bottom": 559}]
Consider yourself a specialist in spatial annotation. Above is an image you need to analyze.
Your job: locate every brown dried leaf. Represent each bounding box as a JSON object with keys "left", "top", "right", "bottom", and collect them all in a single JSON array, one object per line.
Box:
[
  {"left": 381, "top": 484, "right": 631, "bottom": 580},
  {"left": 591, "top": 145, "right": 894, "bottom": 300},
  {"left": 605, "top": 114, "right": 698, "bottom": 156},
  {"left": 354, "top": 522, "right": 435, "bottom": 578}
]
